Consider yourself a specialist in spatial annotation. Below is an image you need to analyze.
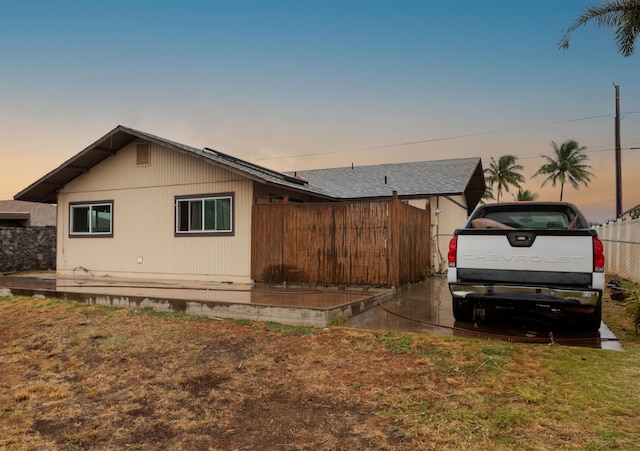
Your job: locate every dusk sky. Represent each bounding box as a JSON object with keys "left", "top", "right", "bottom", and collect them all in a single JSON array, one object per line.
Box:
[{"left": 1, "top": 0, "right": 638, "bottom": 223}]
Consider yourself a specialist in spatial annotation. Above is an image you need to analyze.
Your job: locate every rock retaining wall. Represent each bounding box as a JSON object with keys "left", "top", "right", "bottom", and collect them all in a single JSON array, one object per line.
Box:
[{"left": 0, "top": 227, "right": 56, "bottom": 272}]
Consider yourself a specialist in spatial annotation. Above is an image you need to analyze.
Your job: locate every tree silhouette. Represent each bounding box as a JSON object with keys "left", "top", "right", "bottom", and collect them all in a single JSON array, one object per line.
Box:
[
  {"left": 484, "top": 155, "right": 525, "bottom": 203},
  {"left": 533, "top": 140, "right": 595, "bottom": 201},
  {"left": 514, "top": 189, "right": 539, "bottom": 201}
]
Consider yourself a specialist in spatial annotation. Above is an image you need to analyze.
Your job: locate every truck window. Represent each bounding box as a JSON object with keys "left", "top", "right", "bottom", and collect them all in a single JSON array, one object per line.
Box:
[{"left": 484, "top": 212, "right": 569, "bottom": 229}]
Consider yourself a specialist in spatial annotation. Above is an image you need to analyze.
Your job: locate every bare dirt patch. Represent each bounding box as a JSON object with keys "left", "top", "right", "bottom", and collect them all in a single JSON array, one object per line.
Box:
[{"left": 1, "top": 295, "right": 639, "bottom": 450}]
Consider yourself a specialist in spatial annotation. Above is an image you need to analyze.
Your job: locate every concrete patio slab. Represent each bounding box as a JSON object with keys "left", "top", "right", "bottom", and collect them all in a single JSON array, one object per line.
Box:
[{"left": 0, "top": 274, "right": 394, "bottom": 327}]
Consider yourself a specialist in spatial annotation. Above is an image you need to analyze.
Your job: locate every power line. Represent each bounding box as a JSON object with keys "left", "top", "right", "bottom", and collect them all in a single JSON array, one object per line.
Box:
[
  {"left": 516, "top": 144, "right": 640, "bottom": 161},
  {"left": 251, "top": 112, "right": 639, "bottom": 162}
]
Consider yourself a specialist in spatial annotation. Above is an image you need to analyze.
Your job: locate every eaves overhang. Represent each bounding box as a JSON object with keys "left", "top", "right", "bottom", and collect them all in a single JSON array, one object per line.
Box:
[
  {"left": 14, "top": 126, "right": 142, "bottom": 203},
  {"left": 462, "top": 159, "right": 487, "bottom": 215},
  {"left": 330, "top": 191, "right": 464, "bottom": 202},
  {"left": 14, "top": 125, "right": 321, "bottom": 203}
]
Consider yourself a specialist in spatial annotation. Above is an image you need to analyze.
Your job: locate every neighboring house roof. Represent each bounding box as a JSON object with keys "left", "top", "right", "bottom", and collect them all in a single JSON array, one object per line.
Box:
[
  {"left": 14, "top": 125, "right": 332, "bottom": 204},
  {"left": 291, "top": 158, "right": 484, "bottom": 199},
  {"left": 14, "top": 125, "right": 486, "bottom": 213},
  {"left": 291, "top": 158, "right": 486, "bottom": 215},
  {"left": 0, "top": 200, "right": 56, "bottom": 227}
]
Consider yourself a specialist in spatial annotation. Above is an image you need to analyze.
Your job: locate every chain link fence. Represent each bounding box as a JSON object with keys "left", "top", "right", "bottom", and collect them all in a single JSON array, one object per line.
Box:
[
  {"left": 596, "top": 218, "right": 640, "bottom": 283},
  {"left": 599, "top": 238, "right": 640, "bottom": 283}
]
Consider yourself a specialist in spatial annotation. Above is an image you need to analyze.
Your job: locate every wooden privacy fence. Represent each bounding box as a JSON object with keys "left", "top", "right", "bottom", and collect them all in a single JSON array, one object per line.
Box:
[{"left": 251, "top": 195, "right": 430, "bottom": 286}]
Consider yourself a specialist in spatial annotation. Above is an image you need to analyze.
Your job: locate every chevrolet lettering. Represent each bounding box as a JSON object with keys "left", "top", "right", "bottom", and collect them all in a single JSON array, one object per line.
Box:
[{"left": 461, "top": 254, "right": 586, "bottom": 264}]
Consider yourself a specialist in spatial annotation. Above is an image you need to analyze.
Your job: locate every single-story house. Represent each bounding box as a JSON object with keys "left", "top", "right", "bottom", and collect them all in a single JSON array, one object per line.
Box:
[{"left": 14, "top": 125, "right": 485, "bottom": 284}]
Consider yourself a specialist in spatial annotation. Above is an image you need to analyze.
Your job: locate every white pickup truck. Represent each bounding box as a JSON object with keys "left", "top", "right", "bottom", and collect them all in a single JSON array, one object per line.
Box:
[{"left": 447, "top": 202, "right": 605, "bottom": 331}]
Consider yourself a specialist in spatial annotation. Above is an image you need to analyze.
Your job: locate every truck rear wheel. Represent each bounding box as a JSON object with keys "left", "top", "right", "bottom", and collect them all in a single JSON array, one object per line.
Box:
[
  {"left": 580, "top": 303, "right": 602, "bottom": 331},
  {"left": 452, "top": 297, "right": 474, "bottom": 322}
]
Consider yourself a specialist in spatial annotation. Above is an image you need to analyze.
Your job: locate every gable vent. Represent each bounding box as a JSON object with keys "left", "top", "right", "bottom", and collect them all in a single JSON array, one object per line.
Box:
[{"left": 136, "top": 142, "right": 150, "bottom": 166}]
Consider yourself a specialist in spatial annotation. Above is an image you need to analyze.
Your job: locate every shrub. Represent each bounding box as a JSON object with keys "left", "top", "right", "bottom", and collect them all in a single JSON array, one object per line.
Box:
[{"left": 625, "top": 286, "right": 640, "bottom": 333}]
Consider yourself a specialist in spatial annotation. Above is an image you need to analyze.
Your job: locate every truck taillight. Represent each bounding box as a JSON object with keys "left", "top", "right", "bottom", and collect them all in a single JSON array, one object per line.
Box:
[
  {"left": 448, "top": 235, "right": 457, "bottom": 267},
  {"left": 593, "top": 236, "right": 605, "bottom": 272}
]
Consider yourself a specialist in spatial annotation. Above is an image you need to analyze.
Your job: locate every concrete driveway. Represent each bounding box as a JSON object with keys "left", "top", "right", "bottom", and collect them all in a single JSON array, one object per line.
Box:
[
  {"left": 0, "top": 273, "right": 620, "bottom": 349},
  {"left": 346, "top": 276, "right": 622, "bottom": 350}
]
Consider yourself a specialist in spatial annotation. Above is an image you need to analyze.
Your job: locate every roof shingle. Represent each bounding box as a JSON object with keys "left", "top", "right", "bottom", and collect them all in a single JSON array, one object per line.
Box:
[{"left": 291, "top": 158, "right": 482, "bottom": 199}]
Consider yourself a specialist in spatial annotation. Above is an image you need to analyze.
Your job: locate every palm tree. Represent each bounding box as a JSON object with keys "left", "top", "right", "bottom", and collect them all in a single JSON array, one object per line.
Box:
[
  {"left": 514, "top": 189, "right": 539, "bottom": 201},
  {"left": 533, "top": 140, "right": 595, "bottom": 201},
  {"left": 484, "top": 155, "right": 525, "bottom": 203},
  {"left": 559, "top": 0, "right": 640, "bottom": 57}
]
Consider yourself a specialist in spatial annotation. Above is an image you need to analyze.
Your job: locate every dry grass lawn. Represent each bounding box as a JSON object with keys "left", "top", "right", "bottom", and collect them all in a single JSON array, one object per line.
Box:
[{"left": 1, "top": 289, "right": 639, "bottom": 450}]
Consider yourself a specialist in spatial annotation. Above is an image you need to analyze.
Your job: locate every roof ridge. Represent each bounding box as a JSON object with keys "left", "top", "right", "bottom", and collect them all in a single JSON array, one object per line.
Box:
[
  {"left": 117, "top": 125, "right": 202, "bottom": 152},
  {"left": 292, "top": 156, "right": 480, "bottom": 173},
  {"left": 117, "top": 126, "right": 306, "bottom": 186},
  {"left": 203, "top": 147, "right": 305, "bottom": 185}
]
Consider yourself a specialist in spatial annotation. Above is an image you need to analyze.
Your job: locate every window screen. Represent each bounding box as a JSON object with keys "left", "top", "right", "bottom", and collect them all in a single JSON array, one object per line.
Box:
[
  {"left": 176, "top": 194, "right": 233, "bottom": 235},
  {"left": 70, "top": 202, "right": 112, "bottom": 236}
]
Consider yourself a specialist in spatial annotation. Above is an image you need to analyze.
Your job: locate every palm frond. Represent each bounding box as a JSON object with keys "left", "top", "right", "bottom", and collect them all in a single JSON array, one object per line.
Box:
[{"left": 559, "top": 0, "right": 640, "bottom": 57}]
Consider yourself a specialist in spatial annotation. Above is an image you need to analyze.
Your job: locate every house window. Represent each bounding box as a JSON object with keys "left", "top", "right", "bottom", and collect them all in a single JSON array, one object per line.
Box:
[
  {"left": 175, "top": 193, "right": 233, "bottom": 236},
  {"left": 69, "top": 201, "right": 113, "bottom": 237}
]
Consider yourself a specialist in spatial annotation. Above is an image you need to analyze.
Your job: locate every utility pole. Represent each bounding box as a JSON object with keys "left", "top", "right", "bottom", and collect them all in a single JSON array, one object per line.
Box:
[{"left": 614, "top": 84, "right": 622, "bottom": 218}]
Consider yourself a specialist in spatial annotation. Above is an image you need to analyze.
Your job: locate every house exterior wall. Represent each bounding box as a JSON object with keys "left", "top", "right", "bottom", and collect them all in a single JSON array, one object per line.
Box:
[
  {"left": 407, "top": 195, "right": 469, "bottom": 270},
  {"left": 56, "top": 140, "right": 254, "bottom": 283}
]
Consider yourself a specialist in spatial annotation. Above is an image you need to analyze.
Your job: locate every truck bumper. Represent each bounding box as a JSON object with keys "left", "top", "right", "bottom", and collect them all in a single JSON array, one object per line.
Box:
[{"left": 449, "top": 283, "right": 602, "bottom": 308}]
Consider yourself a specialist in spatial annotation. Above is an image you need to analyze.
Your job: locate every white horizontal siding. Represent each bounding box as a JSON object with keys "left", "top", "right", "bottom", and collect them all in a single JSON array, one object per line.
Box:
[{"left": 57, "top": 140, "right": 254, "bottom": 283}]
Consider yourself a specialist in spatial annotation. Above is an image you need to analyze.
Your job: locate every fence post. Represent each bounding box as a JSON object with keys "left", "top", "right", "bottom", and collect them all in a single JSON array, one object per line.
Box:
[{"left": 387, "top": 192, "right": 399, "bottom": 285}]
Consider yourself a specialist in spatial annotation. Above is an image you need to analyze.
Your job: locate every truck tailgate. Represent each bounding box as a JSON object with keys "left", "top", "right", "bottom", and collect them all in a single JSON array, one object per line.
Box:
[{"left": 456, "top": 231, "right": 594, "bottom": 273}]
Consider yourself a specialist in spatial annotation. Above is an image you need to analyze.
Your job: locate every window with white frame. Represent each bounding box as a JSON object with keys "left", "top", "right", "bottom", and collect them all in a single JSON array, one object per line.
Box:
[
  {"left": 69, "top": 201, "right": 113, "bottom": 237},
  {"left": 175, "top": 193, "right": 233, "bottom": 236}
]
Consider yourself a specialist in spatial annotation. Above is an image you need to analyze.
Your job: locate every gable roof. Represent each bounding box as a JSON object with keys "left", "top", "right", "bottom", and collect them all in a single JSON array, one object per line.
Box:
[
  {"left": 292, "top": 158, "right": 486, "bottom": 214},
  {"left": 14, "top": 125, "right": 486, "bottom": 213},
  {"left": 14, "top": 125, "right": 330, "bottom": 204},
  {"left": 292, "top": 158, "right": 483, "bottom": 198}
]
